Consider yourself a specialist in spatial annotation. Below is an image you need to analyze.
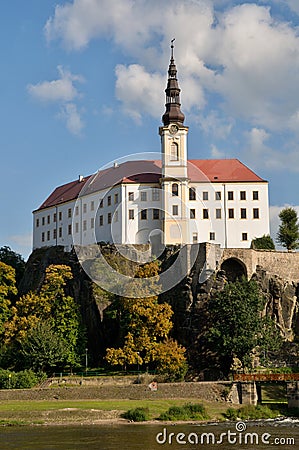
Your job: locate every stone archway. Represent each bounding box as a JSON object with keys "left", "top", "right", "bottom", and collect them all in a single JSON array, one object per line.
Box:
[{"left": 221, "top": 257, "right": 247, "bottom": 282}]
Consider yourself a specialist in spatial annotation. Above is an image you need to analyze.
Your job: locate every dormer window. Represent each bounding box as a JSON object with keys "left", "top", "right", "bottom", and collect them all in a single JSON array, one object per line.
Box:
[{"left": 170, "top": 142, "right": 179, "bottom": 161}]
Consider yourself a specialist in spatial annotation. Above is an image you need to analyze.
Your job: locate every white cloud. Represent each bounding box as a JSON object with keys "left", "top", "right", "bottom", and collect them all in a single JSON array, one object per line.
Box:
[
  {"left": 44, "top": 1, "right": 299, "bottom": 137},
  {"left": 27, "top": 66, "right": 83, "bottom": 103},
  {"left": 210, "top": 144, "right": 225, "bottom": 158},
  {"left": 58, "top": 103, "right": 84, "bottom": 135},
  {"left": 28, "top": 66, "right": 85, "bottom": 135}
]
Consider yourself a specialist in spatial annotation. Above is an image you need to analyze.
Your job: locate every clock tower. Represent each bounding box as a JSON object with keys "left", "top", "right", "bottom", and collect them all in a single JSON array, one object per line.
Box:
[{"left": 159, "top": 40, "right": 190, "bottom": 245}]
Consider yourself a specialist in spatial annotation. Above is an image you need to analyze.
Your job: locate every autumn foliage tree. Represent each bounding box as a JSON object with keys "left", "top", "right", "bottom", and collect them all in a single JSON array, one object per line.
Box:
[
  {"left": 105, "top": 261, "right": 187, "bottom": 380},
  {"left": 0, "top": 262, "right": 17, "bottom": 336}
]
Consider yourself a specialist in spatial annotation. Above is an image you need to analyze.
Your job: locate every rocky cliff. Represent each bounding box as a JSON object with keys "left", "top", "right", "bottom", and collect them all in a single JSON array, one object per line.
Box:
[{"left": 20, "top": 245, "right": 299, "bottom": 369}]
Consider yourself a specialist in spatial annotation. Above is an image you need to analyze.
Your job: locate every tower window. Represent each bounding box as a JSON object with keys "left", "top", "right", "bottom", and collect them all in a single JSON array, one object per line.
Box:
[
  {"left": 107, "top": 196, "right": 111, "bottom": 206},
  {"left": 100, "top": 199, "right": 103, "bottom": 208},
  {"left": 152, "top": 188, "right": 160, "bottom": 201},
  {"left": 53, "top": 229, "right": 57, "bottom": 239},
  {"left": 99, "top": 215, "right": 103, "bottom": 226},
  {"left": 91, "top": 201, "right": 94, "bottom": 211},
  {"left": 68, "top": 224, "right": 72, "bottom": 235},
  {"left": 114, "top": 193, "right": 119, "bottom": 204},
  {"left": 189, "top": 187, "right": 196, "bottom": 201},
  {"left": 68, "top": 208, "right": 72, "bottom": 218},
  {"left": 172, "top": 205, "right": 179, "bottom": 216},
  {"left": 128, "top": 192, "right": 134, "bottom": 201},
  {"left": 75, "top": 223, "right": 79, "bottom": 233},
  {"left": 36, "top": 218, "right": 39, "bottom": 228},
  {"left": 83, "top": 203, "right": 87, "bottom": 214},
  {"left": 192, "top": 232, "right": 198, "bottom": 243},
  {"left": 83, "top": 220, "right": 87, "bottom": 231},
  {"left": 172, "top": 183, "right": 179, "bottom": 196},
  {"left": 91, "top": 217, "right": 95, "bottom": 228},
  {"left": 129, "top": 210, "right": 134, "bottom": 220},
  {"left": 108, "top": 212, "right": 112, "bottom": 224},
  {"left": 170, "top": 142, "right": 179, "bottom": 161}
]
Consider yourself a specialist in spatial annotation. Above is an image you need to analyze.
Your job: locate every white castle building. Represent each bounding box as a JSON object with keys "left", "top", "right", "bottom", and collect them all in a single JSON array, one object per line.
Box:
[{"left": 33, "top": 44, "right": 270, "bottom": 252}]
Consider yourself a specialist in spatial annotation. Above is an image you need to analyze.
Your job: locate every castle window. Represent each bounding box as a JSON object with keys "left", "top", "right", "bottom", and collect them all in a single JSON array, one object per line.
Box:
[
  {"left": 203, "top": 191, "right": 209, "bottom": 201},
  {"left": 83, "top": 203, "right": 87, "bottom": 214},
  {"left": 141, "top": 191, "right": 147, "bottom": 201},
  {"left": 228, "top": 191, "right": 234, "bottom": 201},
  {"left": 129, "top": 209, "right": 134, "bottom": 220},
  {"left": 192, "top": 232, "right": 198, "bottom": 243},
  {"left": 253, "top": 191, "right": 259, "bottom": 200},
  {"left": 99, "top": 215, "right": 103, "bottom": 226},
  {"left": 47, "top": 215, "right": 50, "bottom": 224},
  {"left": 152, "top": 189, "right": 160, "bottom": 201},
  {"left": 53, "top": 213, "right": 57, "bottom": 223},
  {"left": 203, "top": 209, "right": 209, "bottom": 219},
  {"left": 172, "top": 183, "right": 179, "bottom": 196},
  {"left": 228, "top": 208, "right": 234, "bottom": 219},
  {"left": 216, "top": 209, "right": 222, "bottom": 219},
  {"left": 242, "top": 232, "right": 248, "bottom": 241},
  {"left": 128, "top": 192, "right": 134, "bottom": 201},
  {"left": 141, "top": 209, "right": 147, "bottom": 220},
  {"left": 36, "top": 218, "right": 39, "bottom": 228},
  {"left": 83, "top": 220, "right": 87, "bottom": 232},
  {"left": 53, "top": 229, "right": 57, "bottom": 239},
  {"left": 42, "top": 232, "right": 45, "bottom": 242},
  {"left": 172, "top": 205, "right": 178, "bottom": 216},
  {"left": 68, "top": 208, "right": 72, "bottom": 218},
  {"left": 114, "top": 211, "right": 118, "bottom": 222},
  {"left": 75, "top": 222, "right": 79, "bottom": 233},
  {"left": 91, "top": 217, "right": 95, "bottom": 228},
  {"left": 107, "top": 196, "right": 111, "bottom": 206},
  {"left": 59, "top": 227, "right": 62, "bottom": 238},
  {"left": 100, "top": 199, "right": 103, "bottom": 208},
  {"left": 59, "top": 211, "right": 62, "bottom": 221},
  {"left": 170, "top": 142, "right": 179, "bottom": 161},
  {"left": 47, "top": 230, "right": 50, "bottom": 241},
  {"left": 215, "top": 191, "right": 221, "bottom": 201},
  {"left": 210, "top": 232, "right": 215, "bottom": 241},
  {"left": 189, "top": 187, "right": 196, "bottom": 201},
  {"left": 68, "top": 224, "right": 72, "bottom": 235},
  {"left": 241, "top": 208, "right": 247, "bottom": 219},
  {"left": 91, "top": 201, "right": 95, "bottom": 211},
  {"left": 42, "top": 217, "right": 45, "bottom": 226},
  {"left": 75, "top": 206, "right": 79, "bottom": 216},
  {"left": 108, "top": 212, "right": 112, "bottom": 224},
  {"left": 253, "top": 208, "right": 259, "bottom": 219},
  {"left": 240, "top": 191, "right": 246, "bottom": 201},
  {"left": 153, "top": 209, "right": 160, "bottom": 220},
  {"left": 190, "top": 208, "right": 196, "bottom": 219},
  {"left": 114, "top": 193, "right": 119, "bottom": 204}
]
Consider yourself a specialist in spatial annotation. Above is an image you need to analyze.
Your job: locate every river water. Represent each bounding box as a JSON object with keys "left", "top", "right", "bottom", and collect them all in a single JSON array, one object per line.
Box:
[{"left": 0, "top": 420, "right": 298, "bottom": 449}]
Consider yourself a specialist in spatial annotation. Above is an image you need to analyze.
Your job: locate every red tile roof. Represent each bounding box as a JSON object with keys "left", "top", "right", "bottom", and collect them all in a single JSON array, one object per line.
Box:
[{"left": 35, "top": 159, "right": 265, "bottom": 211}]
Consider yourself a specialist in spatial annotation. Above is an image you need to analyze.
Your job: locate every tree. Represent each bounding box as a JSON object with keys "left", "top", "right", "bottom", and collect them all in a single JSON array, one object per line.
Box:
[
  {"left": 0, "top": 262, "right": 17, "bottom": 336},
  {"left": 0, "top": 246, "right": 25, "bottom": 285},
  {"left": 277, "top": 207, "right": 299, "bottom": 251},
  {"left": 207, "top": 278, "right": 282, "bottom": 374},
  {"left": 105, "top": 261, "right": 187, "bottom": 379},
  {"left": 251, "top": 235, "right": 275, "bottom": 250}
]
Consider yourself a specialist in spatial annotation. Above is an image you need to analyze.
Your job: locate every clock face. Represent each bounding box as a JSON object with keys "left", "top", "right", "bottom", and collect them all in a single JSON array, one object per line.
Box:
[{"left": 169, "top": 124, "right": 178, "bottom": 135}]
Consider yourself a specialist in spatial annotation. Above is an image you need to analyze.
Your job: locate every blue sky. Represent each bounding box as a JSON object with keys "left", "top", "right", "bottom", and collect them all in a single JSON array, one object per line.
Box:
[{"left": 1, "top": 0, "right": 299, "bottom": 259}]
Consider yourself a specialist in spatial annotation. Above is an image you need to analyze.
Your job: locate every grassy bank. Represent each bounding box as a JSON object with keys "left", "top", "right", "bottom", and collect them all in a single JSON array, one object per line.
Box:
[{"left": 0, "top": 398, "right": 236, "bottom": 426}]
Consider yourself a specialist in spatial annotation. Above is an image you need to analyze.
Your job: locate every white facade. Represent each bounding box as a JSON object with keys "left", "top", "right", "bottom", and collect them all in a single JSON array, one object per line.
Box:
[{"left": 33, "top": 47, "right": 270, "bottom": 251}]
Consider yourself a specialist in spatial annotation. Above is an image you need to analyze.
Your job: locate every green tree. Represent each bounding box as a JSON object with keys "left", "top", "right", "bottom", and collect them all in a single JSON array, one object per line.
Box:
[
  {"left": 0, "top": 246, "right": 25, "bottom": 285},
  {"left": 251, "top": 234, "right": 275, "bottom": 250},
  {"left": 207, "top": 278, "right": 282, "bottom": 374},
  {"left": 277, "top": 207, "right": 299, "bottom": 251},
  {"left": 105, "top": 261, "right": 187, "bottom": 379},
  {"left": 0, "top": 262, "right": 17, "bottom": 335}
]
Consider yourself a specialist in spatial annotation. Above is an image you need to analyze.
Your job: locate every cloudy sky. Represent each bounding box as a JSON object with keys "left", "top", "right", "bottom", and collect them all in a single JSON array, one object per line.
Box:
[{"left": 1, "top": 0, "right": 299, "bottom": 258}]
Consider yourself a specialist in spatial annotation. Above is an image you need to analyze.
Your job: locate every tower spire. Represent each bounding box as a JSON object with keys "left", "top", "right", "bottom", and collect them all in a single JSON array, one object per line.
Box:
[{"left": 162, "top": 39, "right": 185, "bottom": 126}]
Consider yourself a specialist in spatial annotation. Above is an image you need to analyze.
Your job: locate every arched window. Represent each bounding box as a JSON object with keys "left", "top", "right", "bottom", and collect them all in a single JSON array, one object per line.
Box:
[
  {"left": 172, "top": 183, "right": 179, "bottom": 196},
  {"left": 170, "top": 142, "right": 179, "bottom": 161}
]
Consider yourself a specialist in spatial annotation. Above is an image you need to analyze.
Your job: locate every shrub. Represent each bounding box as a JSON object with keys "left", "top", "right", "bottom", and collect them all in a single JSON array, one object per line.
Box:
[
  {"left": 14, "top": 370, "right": 39, "bottom": 389},
  {"left": 122, "top": 407, "right": 150, "bottom": 422},
  {"left": 223, "top": 404, "right": 279, "bottom": 420},
  {"left": 159, "top": 403, "right": 209, "bottom": 421}
]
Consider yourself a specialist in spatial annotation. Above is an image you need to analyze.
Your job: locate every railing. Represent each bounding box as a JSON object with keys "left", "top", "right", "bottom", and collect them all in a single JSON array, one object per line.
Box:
[{"left": 233, "top": 373, "right": 299, "bottom": 382}]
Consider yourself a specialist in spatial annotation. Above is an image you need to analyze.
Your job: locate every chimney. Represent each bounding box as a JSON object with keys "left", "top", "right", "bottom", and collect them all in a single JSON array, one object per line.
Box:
[
  {"left": 78, "top": 175, "right": 84, "bottom": 182},
  {"left": 113, "top": 162, "right": 119, "bottom": 168}
]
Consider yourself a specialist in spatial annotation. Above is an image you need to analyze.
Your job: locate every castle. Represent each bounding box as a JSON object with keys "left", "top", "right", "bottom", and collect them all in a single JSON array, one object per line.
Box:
[{"left": 33, "top": 43, "right": 270, "bottom": 252}]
